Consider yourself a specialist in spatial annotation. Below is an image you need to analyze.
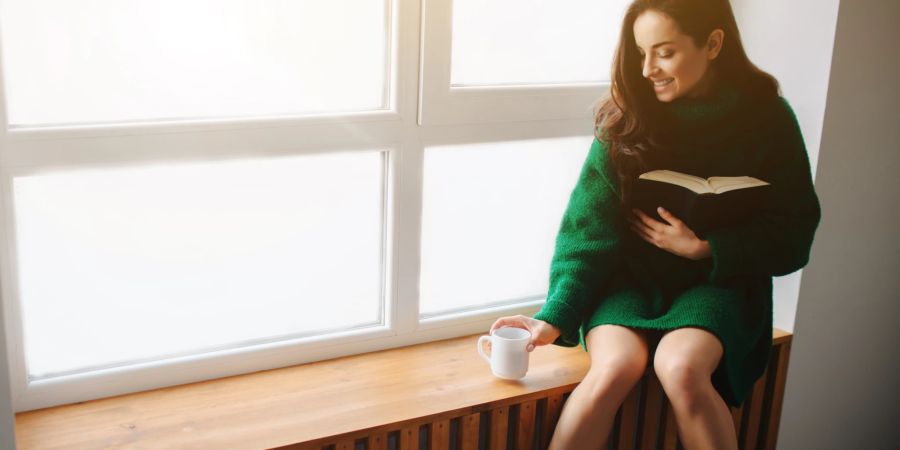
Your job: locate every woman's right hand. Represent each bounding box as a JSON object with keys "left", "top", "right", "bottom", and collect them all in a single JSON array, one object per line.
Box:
[{"left": 488, "top": 315, "right": 561, "bottom": 352}]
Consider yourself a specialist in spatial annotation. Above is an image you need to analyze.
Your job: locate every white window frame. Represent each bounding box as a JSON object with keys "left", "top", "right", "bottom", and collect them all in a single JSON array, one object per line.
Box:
[
  {"left": 0, "top": 0, "right": 606, "bottom": 412},
  {"left": 418, "top": 0, "right": 606, "bottom": 125}
]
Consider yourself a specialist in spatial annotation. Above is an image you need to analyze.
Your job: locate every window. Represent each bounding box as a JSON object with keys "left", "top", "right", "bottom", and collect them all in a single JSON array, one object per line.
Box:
[
  {"left": 0, "top": 0, "right": 630, "bottom": 411},
  {"left": 1, "top": 0, "right": 389, "bottom": 126},
  {"left": 14, "top": 153, "right": 384, "bottom": 380},
  {"left": 420, "top": 137, "right": 590, "bottom": 317},
  {"left": 449, "top": 0, "right": 623, "bottom": 86}
]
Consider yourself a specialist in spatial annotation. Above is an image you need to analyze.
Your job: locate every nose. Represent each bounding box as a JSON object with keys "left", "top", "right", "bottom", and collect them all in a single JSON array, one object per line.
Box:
[{"left": 641, "top": 55, "right": 657, "bottom": 79}]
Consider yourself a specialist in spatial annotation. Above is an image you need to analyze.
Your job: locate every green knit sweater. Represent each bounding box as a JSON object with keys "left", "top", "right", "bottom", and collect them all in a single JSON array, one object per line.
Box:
[{"left": 532, "top": 85, "right": 821, "bottom": 406}]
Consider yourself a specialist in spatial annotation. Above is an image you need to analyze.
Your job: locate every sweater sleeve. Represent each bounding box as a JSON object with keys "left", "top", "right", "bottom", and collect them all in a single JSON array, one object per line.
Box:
[
  {"left": 704, "top": 99, "right": 821, "bottom": 283},
  {"left": 533, "top": 137, "right": 625, "bottom": 347}
]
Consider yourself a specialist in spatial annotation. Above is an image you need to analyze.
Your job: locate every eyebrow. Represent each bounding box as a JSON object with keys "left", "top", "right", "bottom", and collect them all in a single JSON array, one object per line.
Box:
[{"left": 637, "top": 41, "right": 675, "bottom": 50}]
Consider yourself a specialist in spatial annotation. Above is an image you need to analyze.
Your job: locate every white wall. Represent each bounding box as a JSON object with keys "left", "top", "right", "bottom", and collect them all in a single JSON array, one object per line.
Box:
[
  {"left": 777, "top": 0, "right": 900, "bottom": 448},
  {"left": 732, "top": 0, "right": 841, "bottom": 332}
]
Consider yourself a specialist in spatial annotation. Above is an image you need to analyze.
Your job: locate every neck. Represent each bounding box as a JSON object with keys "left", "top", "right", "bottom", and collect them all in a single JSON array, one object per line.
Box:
[
  {"left": 663, "top": 79, "right": 741, "bottom": 126},
  {"left": 683, "top": 70, "right": 719, "bottom": 101}
]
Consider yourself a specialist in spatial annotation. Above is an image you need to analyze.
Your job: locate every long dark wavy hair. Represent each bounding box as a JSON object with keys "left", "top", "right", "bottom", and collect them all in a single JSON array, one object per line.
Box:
[{"left": 595, "top": 0, "right": 780, "bottom": 205}]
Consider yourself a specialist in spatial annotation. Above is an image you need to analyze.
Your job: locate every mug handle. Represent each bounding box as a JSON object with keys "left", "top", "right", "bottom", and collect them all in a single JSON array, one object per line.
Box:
[{"left": 477, "top": 335, "right": 491, "bottom": 363}]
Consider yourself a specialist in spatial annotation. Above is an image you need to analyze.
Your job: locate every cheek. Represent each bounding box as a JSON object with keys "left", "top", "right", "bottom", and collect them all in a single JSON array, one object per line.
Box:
[
  {"left": 660, "top": 58, "right": 686, "bottom": 79},
  {"left": 673, "top": 59, "right": 705, "bottom": 87}
]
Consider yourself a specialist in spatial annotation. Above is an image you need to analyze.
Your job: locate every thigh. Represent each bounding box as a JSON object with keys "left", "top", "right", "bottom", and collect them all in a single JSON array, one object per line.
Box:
[
  {"left": 585, "top": 324, "right": 651, "bottom": 369},
  {"left": 654, "top": 327, "right": 724, "bottom": 375}
]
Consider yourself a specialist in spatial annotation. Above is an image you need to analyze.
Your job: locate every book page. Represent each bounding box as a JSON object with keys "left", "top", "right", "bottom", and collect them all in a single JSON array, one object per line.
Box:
[
  {"left": 638, "top": 170, "right": 712, "bottom": 194},
  {"left": 708, "top": 176, "right": 770, "bottom": 194}
]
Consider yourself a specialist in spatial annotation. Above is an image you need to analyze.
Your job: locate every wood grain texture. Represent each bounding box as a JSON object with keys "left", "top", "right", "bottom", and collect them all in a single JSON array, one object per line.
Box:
[
  {"left": 489, "top": 406, "right": 509, "bottom": 450},
  {"left": 740, "top": 367, "right": 769, "bottom": 450},
  {"left": 617, "top": 380, "right": 640, "bottom": 450},
  {"left": 459, "top": 413, "right": 479, "bottom": 450},
  {"left": 15, "top": 334, "right": 588, "bottom": 450},
  {"left": 15, "top": 329, "right": 792, "bottom": 450},
  {"left": 516, "top": 400, "right": 536, "bottom": 450},
  {"left": 730, "top": 405, "right": 744, "bottom": 442},
  {"left": 541, "top": 394, "right": 565, "bottom": 450},
  {"left": 398, "top": 426, "right": 417, "bottom": 450},
  {"left": 764, "top": 342, "right": 791, "bottom": 450},
  {"left": 284, "top": 443, "right": 321, "bottom": 450},
  {"left": 661, "top": 402, "right": 678, "bottom": 450},
  {"left": 430, "top": 419, "right": 450, "bottom": 450},
  {"left": 369, "top": 431, "right": 387, "bottom": 450},
  {"left": 640, "top": 371, "right": 664, "bottom": 450},
  {"left": 772, "top": 328, "right": 791, "bottom": 345}
]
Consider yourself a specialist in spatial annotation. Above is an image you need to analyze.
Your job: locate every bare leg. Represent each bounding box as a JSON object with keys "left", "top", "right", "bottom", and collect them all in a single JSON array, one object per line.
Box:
[
  {"left": 653, "top": 327, "right": 738, "bottom": 450},
  {"left": 547, "top": 325, "right": 650, "bottom": 450}
]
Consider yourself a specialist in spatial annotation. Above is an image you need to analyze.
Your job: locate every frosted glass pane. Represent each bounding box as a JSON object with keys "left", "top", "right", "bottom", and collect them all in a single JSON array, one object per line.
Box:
[
  {"left": 451, "top": 0, "right": 630, "bottom": 86},
  {"left": 13, "top": 152, "right": 384, "bottom": 379},
  {"left": 420, "top": 136, "right": 594, "bottom": 316},
  {"left": 0, "top": 0, "right": 388, "bottom": 126}
]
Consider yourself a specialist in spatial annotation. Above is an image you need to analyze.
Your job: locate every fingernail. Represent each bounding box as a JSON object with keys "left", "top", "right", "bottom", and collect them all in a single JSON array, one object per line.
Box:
[{"left": 657, "top": 207, "right": 665, "bottom": 213}]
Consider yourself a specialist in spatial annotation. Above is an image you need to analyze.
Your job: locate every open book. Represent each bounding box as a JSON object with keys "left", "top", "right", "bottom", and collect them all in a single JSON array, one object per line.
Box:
[{"left": 632, "top": 169, "right": 772, "bottom": 236}]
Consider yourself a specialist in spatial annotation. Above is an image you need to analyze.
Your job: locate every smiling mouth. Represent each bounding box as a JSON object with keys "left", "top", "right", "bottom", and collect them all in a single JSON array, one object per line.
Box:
[{"left": 653, "top": 78, "right": 674, "bottom": 87}]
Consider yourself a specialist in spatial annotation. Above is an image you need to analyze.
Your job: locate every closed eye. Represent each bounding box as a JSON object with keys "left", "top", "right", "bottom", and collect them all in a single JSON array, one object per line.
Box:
[{"left": 638, "top": 51, "right": 674, "bottom": 59}]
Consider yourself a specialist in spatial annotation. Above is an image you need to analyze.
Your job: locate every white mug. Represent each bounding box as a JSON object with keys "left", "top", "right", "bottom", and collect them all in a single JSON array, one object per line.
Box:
[{"left": 477, "top": 326, "right": 531, "bottom": 380}]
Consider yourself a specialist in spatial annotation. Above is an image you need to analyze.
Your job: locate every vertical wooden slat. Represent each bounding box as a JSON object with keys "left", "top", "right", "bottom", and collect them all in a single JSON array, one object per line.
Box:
[
  {"left": 661, "top": 402, "right": 678, "bottom": 450},
  {"left": 541, "top": 394, "right": 565, "bottom": 450},
  {"left": 640, "top": 373, "right": 664, "bottom": 450},
  {"left": 370, "top": 431, "right": 388, "bottom": 450},
  {"left": 517, "top": 400, "right": 537, "bottom": 450},
  {"left": 289, "top": 443, "right": 323, "bottom": 450},
  {"left": 430, "top": 419, "right": 450, "bottom": 450},
  {"left": 740, "top": 368, "right": 769, "bottom": 450},
  {"left": 730, "top": 405, "right": 744, "bottom": 443},
  {"left": 398, "top": 426, "right": 417, "bottom": 450},
  {"left": 460, "top": 413, "right": 480, "bottom": 450},
  {"left": 764, "top": 342, "right": 792, "bottom": 450},
  {"left": 490, "top": 407, "right": 509, "bottom": 450},
  {"left": 617, "top": 381, "right": 641, "bottom": 450},
  {"left": 284, "top": 337, "right": 795, "bottom": 450}
]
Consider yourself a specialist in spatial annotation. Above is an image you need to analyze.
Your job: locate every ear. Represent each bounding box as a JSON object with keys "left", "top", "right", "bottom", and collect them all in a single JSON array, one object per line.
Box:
[{"left": 706, "top": 29, "right": 725, "bottom": 60}]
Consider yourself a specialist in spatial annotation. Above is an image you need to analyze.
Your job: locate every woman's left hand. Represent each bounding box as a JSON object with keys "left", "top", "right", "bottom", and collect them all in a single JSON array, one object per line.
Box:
[{"left": 629, "top": 207, "right": 712, "bottom": 260}]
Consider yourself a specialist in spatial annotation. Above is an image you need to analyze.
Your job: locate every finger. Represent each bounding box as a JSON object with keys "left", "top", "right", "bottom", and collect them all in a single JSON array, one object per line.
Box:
[
  {"left": 631, "top": 224, "right": 656, "bottom": 246},
  {"left": 490, "top": 317, "right": 528, "bottom": 335},
  {"left": 526, "top": 343, "right": 535, "bottom": 352},
  {"left": 489, "top": 318, "right": 512, "bottom": 334},
  {"left": 632, "top": 208, "right": 665, "bottom": 232},
  {"left": 631, "top": 218, "right": 657, "bottom": 240},
  {"left": 631, "top": 208, "right": 650, "bottom": 222},
  {"left": 626, "top": 214, "right": 641, "bottom": 226},
  {"left": 656, "top": 207, "right": 683, "bottom": 226},
  {"left": 631, "top": 215, "right": 650, "bottom": 232}
]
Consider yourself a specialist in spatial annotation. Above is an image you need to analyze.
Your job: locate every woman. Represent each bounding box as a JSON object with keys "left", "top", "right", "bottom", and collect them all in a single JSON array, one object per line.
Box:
[{"left": 488, "top": 0, "right": 821, "bottom": 449}]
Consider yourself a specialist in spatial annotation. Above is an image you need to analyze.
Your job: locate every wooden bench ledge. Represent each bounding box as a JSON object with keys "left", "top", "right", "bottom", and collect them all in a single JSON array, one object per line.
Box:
[{"left": 15, "top": 328, "right": 792, "bottom": 449}]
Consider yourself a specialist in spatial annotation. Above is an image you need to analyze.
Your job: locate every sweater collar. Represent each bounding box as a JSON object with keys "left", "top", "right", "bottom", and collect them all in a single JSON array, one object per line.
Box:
[{"left": 661, "top": 81, "right": 742, "bottom": 125}]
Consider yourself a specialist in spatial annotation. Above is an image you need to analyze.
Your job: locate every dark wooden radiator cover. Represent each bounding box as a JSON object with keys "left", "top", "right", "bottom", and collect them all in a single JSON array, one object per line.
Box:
[{"left": 281, "top": 335, "right": 792, "bottom": 450}]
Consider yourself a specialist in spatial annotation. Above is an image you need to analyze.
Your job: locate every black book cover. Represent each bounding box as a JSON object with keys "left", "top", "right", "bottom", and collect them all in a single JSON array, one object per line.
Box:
[{"left": 631, "top": 178, "right": 772, "bottom": 238}]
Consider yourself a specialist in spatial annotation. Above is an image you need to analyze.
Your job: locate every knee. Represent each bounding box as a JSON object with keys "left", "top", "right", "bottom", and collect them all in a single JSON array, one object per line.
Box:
[
  {"left": 583, "top": 353, "right": 647, "bottom": 400},
  {"left": 653, "top": 355, "right": 710, "bottom": 412}
]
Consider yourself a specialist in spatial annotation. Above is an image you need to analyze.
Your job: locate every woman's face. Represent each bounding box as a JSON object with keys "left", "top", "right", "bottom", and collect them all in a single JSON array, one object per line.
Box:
[{"left": 633, "top": 10, "right": 723, "bottom": 102}]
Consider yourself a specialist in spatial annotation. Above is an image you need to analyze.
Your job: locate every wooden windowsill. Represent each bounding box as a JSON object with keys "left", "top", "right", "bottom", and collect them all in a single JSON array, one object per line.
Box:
[{"left": 15, "top": 328, "right": 792, "bottom": 449}]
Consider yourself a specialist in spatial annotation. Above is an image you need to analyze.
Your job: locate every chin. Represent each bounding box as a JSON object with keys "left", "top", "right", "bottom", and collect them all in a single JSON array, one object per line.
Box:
[
  {"left": 650, "top": 83, "right": 681, "bottom": 102},
  {"left": 654, "top": 92, "right": 678, "bottom": 102}
]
